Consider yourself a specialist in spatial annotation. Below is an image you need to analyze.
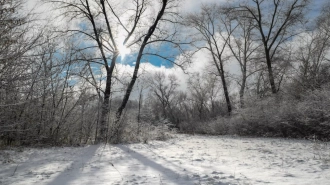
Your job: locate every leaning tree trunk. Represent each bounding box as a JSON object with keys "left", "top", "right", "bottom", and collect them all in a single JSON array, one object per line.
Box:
[
  {"left": 239, "top": 63, "right": 247, "bottom": 108},
  {"left": 110, "top": 0, "right": 168, "bottom": 143},
  {"left": 219, "top": 61, "right": 232, "bottom": 115}
]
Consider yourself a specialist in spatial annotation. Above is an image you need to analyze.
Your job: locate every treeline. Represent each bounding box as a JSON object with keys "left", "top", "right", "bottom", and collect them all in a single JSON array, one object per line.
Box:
[
  {"left": 147, "top": 1, "right": 330, "bottom": 140},
  {"left": 1, "top": 0, "right": 330, "bottom": 146}
]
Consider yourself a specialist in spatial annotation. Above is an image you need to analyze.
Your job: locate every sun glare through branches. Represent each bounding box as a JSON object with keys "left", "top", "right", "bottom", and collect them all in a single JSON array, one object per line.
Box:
[{"left": 118, "top": 43, "right": 131, "bottom": 60}]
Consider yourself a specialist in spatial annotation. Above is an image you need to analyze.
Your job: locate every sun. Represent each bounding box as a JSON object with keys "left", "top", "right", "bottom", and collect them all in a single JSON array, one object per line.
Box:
[{"left": 118, "top": 43, "right": 131, "bottom": 60}]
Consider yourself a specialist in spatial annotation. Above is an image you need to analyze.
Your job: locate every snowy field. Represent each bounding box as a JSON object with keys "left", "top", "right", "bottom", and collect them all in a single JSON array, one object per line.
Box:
[{"left": 1, "top": 134, "right": 330, "bottom": 185}]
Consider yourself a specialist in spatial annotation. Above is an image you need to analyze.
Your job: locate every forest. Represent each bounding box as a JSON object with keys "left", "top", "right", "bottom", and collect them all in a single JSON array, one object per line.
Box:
[{"left": 1, "top": 0, "right": 330, "bottom": 146}]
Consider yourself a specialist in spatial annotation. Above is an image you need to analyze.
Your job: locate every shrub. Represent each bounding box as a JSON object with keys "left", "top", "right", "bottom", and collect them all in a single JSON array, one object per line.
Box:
[
  {"left": 228, "top": 84, "right": 330, "bottom": 140},
  {"left": 185, "top": 83, "right": 330, "bottom": 141}
]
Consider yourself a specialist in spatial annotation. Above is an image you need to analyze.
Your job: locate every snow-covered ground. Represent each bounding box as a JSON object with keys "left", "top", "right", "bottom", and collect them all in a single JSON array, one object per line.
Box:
[{"left": 1, "top": 134, "right": 330, "bottom": 185}]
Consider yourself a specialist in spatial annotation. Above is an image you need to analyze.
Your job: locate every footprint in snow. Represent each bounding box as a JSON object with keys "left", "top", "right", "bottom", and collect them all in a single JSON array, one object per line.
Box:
[
  {"left": 296, "top": 159, "right": 304, "bottom": 163},
  {"left": 320, "top": 164, "right": 329, "bottom": 170},
  {"left": 283, "top": 173, "right": 295, "bottom": 177},
  {"left": 211, "top": 171, "right": 224, "bottom": 175},
  {"left": 193, "top": 158, "right": 203, "bottom": 161},
  {"left": 192, "top": 174, "right": 200, "bottom": 178}
]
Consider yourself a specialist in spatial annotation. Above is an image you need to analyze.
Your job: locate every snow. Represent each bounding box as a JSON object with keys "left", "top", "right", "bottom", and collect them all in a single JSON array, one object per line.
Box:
[{"left": 1, "top": 134, "right": 330, "bottom": 185}]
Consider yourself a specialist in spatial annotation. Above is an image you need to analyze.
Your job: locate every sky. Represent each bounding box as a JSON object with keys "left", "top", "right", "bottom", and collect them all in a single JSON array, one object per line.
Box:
[
  {"left": 25, "top": 0, "right": 327, "bottom": 67},
  {"left": 23, "top": 0, "right": 329, "bottom": 99},
  {"left": 24, "top": 0, "right": 225, "bottom": 67}
]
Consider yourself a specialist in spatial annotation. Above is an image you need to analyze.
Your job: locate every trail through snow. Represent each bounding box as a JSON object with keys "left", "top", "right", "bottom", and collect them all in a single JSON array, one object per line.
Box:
[{"left": 1, "top": 135, "right": 330, "bottom": 185}]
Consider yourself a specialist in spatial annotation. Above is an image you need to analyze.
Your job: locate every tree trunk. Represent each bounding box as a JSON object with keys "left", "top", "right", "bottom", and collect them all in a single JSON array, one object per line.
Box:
[
  {"left": 210, "top": 46, "right": 232, "bottom": 115},
  {"left": 265, "top": 50, "right": 277, "bottom": 94},
  {"left": 111, "top": 0, "right": 168, "bottom": 143},
  {"left": 98, "top": 55, "right": 118, "bottom": 142},
  {"left": 219, "top": 62, "right": 232, "bottom": 115},
  {"left": 137, "top": 88, "right": 143, "bottom": 124},
  {"left": 99, "top": 72, "right": 111, "bottom": 141},
  {"left": 239, "top": 65, "right": 247, "bottom": 108},
  {"left": 85, "top": 0, "right": 119, "bottom": 142}
]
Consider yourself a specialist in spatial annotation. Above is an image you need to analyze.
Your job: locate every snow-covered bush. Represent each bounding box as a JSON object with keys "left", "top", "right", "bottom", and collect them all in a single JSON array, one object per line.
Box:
[
  {"left": 227, "top": 84, "right": 330, "bottom": 140},
  {"left": 117, "top": 117, "right": 175, "bottom": 144}
]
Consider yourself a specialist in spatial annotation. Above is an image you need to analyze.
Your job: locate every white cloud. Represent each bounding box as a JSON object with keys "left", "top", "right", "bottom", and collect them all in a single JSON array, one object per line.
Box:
[
  {"left": 26, "top": 0, "right": 325, "bottom": 102},
  {"left": 180, "top": 0, "right": 227, "bottom": 13}
]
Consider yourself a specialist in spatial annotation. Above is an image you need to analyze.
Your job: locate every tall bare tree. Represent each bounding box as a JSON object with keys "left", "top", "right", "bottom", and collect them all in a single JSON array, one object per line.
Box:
[
  {"left": 112, "top": 0, "right": 193, "bottom": 142},
  {"left": 237, "top": 0, "right": 309, "bottom": 93},
  {"left": 224, "top": 11, "right": 261, "bottom": 108},
  {"left": 185, "top": 4, "right": 234, "bottom": 115},
  {"left": 48, "top": 0, "right": 164, "bottom": 141},
  {"left": 48, "top": 0, "right": 189, "bottom": 142}
]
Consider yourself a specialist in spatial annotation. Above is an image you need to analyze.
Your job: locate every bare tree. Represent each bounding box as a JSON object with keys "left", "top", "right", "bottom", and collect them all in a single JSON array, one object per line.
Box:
[
  {"left": 185, "top": 4, "right": 234, "bottom": 115},
  {"left": 112, "top": 0, "right": 192, "bottom": 142},
  {"left": 0, "top": 0, "right": 46, "bottom": 145},
  {"left": 237, "top": 0, "right": 309, "bottom": 93},
  {"left": 294, "top": 3, "right": 330, "bottom": 91},
  {"left": 48, "top": 0, "right": 188, "bottom": 142},
  {"left": 224, "top": 11, "right": 261, "bottom": 108},
  {"left": 187, "top": 72, "right": 221, "bottom": 120},
  {"left": 47, "top": 0, "right": 153, "bottom": 141},
  {"left": 147, "top": 71, "right": 179, "bottom": 125}
]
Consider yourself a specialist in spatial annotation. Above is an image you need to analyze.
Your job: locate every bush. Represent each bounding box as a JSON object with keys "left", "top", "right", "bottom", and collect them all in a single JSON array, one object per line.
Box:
[
  {"left": 228, "top": 84, "right": 330, "bottom": 140},
  {"left": 183, "top": 83, "right": 330, "bottom": 141},
  {"left": 116, "top": 117, "right": 175, "bottom": 144}
]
